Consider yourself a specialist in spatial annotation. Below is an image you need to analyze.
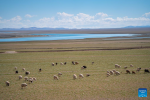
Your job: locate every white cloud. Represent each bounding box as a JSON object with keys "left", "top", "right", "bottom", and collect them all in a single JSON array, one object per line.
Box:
[
  {"left": 25, "top": 14, "right": 34, "bottom": 18},
  {"left": 10, "top": 16, "right": 22, "bottom": 22},
  {"left": 0, "top": 17, "right": 2, "bottom": 19},
  {"left": 143, "top": 12, "right": 150, "bottom": 17},
  {"left": 0, "top": 12, "right": 150, "bottom": 28}
]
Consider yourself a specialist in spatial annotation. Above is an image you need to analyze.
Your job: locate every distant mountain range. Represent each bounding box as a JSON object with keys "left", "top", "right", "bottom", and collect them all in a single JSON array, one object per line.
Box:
[{"left": 0, "top": 26, "right": 150, "bottom": 31}]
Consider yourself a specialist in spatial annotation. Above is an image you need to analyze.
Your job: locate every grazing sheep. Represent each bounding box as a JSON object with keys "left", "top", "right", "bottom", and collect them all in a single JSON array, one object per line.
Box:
[
  {"left": 21, "top": 83, "right": 27, "bottom": 89},
  {"left": 115, "top": 71, "right": 120, "bottom": 75},
  {"left": 112, "top": 69, "right": 116, "bottom": 73},
  {"left": 58, "top": 72, "right": 62, "bottom": 77},
  {"left": 14, "top": 67, "right": 17, "bottom": 70},
  {"left": 56, "top": 63, "right": 58, "bottom": 65},
  {"left": 15, "top": 70, "right": 18, "bottom": 74},
  {"left": 124, "top": 66, "right": 128, "bottom": 69},
  {"left": 107, "top": 73, "right": 110, "bottom": 77},
  {"left": 144, "top": 69, "right": 150, "bottom": 73},
  {"left": 110, "top": 70, "right": 114, "bottom": 75},
  {"left": 39, "top": 68, "right": 42, "bottom": 72},
  {"left": 126, "top": 70, "right": 131, "bottom": 74},
  {"left": 28, "top": 77, "right": 33, "bottom": 83},
  {"left": 6, "top": 81, "right": 10, "bottom": 86},
  {"left": 130, "top": 64, "right": 133, "bottom": 67},
  {"left": 107, "top": 71, "right": 110, "bottom": 73},
  {"left": 136, "top": 67, "right": 141, "bottom": 72},
  {"left": 33, "top": 77, "right": 36, "bottom": 81},
  {"left": 19, "top": 75, "right": 22, "bottom": 80},
  {"left": 132, "top": 71, "right": 136, "bottom": 74},
  {"left": 53, "top": 75, "right": 59, "bottom": 80},
  {"left": 92, "top": 62, "right": 94, "bottom": 65},
  {"left": 73, "top": 74, "right": 77, "bottom": 80},
  {"left": 22, "top": 68, "right": 25, "bottom": 71},
  {"left": 79, "top": 74, "right": 84, "bottom": 78},
  {"left": 115, "top": 64, "right": 119, "bottom": 68},
  {"left": 64, "top": 62, "right": 67, "bottom": 65},
  {"left": 25, "top": 71, "right": 30, "bottom": 75},
  {"left": 86, "top": 74, "right": 90, "bottom": 77},
  {"left": 81, "top": 66, "right": 87, "bottom": 69},
  {"left": 60, "top": 62, "right": 64, "bottom": 65},
  {"left": 24, "top": 76, "right": 28, "bottom": 81},
  {"left": 52, "top": 63, "right": 55, "bottom": 66},
  {"left": 72, "top": 61, "right": 75, "bottom": 65},
  {"left": 75, "top": 62, "right": 79, "bottom": 65}
]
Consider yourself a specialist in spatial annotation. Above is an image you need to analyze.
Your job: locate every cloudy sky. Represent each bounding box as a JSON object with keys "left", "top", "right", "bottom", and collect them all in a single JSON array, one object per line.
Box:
[{"left": 0, "top": 0, "right": 150, "bottom": 29}]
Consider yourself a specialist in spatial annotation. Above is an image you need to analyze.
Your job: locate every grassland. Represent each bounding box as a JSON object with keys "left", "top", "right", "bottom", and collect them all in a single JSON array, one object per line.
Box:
[{"left": 0, "top": 36, "right": 150, "bottom": 100}]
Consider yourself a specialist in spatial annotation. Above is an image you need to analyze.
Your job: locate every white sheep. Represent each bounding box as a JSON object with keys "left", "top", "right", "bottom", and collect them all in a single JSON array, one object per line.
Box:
[
  {"left": 52, "top": 63, "right": 55, "bottom": 66},
  {"left": 112, "top": 69, "right": 116, "bottom": 73},
  {"left": 28, "top": 78, "right": 33, "bottom": 83},
  {"left": 58, "top": 72, "right": 62, "bottom": 77},
  {"left": 73, "top": 74, "right": 77, "bottom": 80},
  {"left": 60, "top": 62, "right": 64, "bottom": 65},
  {"left": 124, "top": 66, "right": 128, "bottom": 69},
  {"left": 22, "top": 68, "right": 25, "bottom": 71},
  {"left": 130, "top": 64, "right": 133, "bottom": 67},
  {"left": 107, "top": 73, "right": 110, "bottom": 77},
  {"left": 33, "top": 77, "right": 36, "bottom": 81},
  {"left": 19, "top": 75, "right": 22, "bottom": 80},
  {"left": 53, "top": 75, "right": 59, "bottom": 80},
  {"left": 79, "top": 74, "right": 84, "bottom": 78},
  {"left": 115, "top": 64, "right": 119, "bottom": 68},
  {"left": 110, "top": 70, "right": 114, "bottom": 75},
  {"left": 21, "top": 83, "right": 27, "bottom": 89},
  {"left": 14, "top": 67, "right": 17, "bottom": 70},
  {"left": 6, "top": 81, "right": 10, "bottom": 86},
  {"left": 24, "top": 76, "right": 28, "bottom": 81},
  {"left": 115, "top": 71, "right": 120, "bottom": 75}
]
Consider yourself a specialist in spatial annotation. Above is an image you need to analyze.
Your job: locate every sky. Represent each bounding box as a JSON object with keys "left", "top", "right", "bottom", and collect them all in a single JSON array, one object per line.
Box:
[{"left": 0, "top": 0, "right": 150, "bottom": 29}]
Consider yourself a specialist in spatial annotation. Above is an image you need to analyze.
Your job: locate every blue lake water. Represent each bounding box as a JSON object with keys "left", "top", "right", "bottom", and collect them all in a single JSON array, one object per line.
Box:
[{"left": 0, "top": 33, "right": 137, "bottom": 42}]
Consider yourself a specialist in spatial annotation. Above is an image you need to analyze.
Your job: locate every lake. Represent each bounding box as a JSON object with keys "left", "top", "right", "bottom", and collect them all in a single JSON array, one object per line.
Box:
[{"left": 0, "top": 33, "right": 138, "bottom": 42}]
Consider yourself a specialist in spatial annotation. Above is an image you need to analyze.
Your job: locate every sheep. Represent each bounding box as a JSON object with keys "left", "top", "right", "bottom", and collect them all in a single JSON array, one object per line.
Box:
[
  {"left": 81, "top": 66, "right": 87, "bottom": 69},
  {"left": 73, "top": 74, "right": 77, "bottom": 80},
  {"left": 72, "top": 61, "right": 75, "bottom": 65},
  {"left": 136, "top": 67, "right": 141, "bottom": 72},
  {"left": 39, "top": 68, "right": 42, "bottom": 72},
  {"left": 130, "top": 64, "right": 133, "bottom": 67},
  {"left": 6, "top": 81, "right": 10, "bottom": 86},
  {"left": 28, "top": 77, "right": 33, "bottom": 83},
  {"left": 25, "top": 71, "right": 30, "bottom": 75},
  {"left": 53, "top": 75, "right": 59, "bottom": 80},
  {"left": 64, "top": 62, "right": 67, "bottom": 65},
  {"left": 75, "top": 62, "right": 79, "bottom": 65},
  {"left": 22, "top": 68, "right": 25, "bottom": 71},
  {"left": 110, "top": 70, "right": 114, "bottom": 75},
  {"left": 126, "top": 70, "right": 131, "bottom": 74},
  {"left": 79, "top": 74, "right": 84, "bottom": 78},
  {"left": 24, "top": 76, "right": 28, "bottom": 81},
  {"left": 21, "top": 83, "right": 27, "bottom": 89},
  {"left": 112, "top": 69, "right": 116, "bottom": 73},
  {"left": 60, "top": 62, "right": 64, "bottom": 65},
  {"left": 86, "top": 74, "right": 90, "bottom": 77},
  {"left": 115, "top": 71, "right": 120, "bottom": 75},
  {"left": 115, "top": 64, "right": 121, "bottom": 68},
  {"left": 14, "top": 67, "right": 17, "bottom": 70},
  {"left": 144, "top": 69, "right": 150, "bottom": 73},
  {"left": 92, "top": 62, "right": 94, "bottom": 65},
  {"left": 107, "top": 71, "right": 110, "bottom": 73},
  {"left": 56, "top": 62, "right": 58, "bottom": 65},
  {"left": 58, "top": 72, "right": 62, "bottom": 77},
  {"left": 107, "top": 73, "right": 110, "bottom": 77},
  {"left": 52, "top": 63, "right": 55, "bottom": 66},
  {"left": 19, "top": 75, "right": 22, "bottom": 80},
  {"left": 33, "top": 77, "right": 36, "bottom": 81},
  {"left": 124, "top": 66, "right": 128, "bottom": 69},
  {"left": 15, "top": 70, "right": 18, "bottom": 74},
  {"left": 132, "top": 71, "right": 136, "bottom": 74}
]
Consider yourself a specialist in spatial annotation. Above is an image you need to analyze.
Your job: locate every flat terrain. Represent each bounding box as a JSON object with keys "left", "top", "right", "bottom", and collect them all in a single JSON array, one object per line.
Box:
[{"left": 0, "top": 29, "right": 150, "bottom": 100}]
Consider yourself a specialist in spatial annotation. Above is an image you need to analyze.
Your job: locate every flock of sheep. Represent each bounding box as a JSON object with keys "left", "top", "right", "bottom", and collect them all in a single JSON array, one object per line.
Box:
[
  {"left": 5, "top": 61, "right": 150, "bottom": 88},
  {"left": 5, "top": 67, "right": 36, "bottom": 89},
  {"left": 106, "top": 64, "right": 150, "bottom": 77}
]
